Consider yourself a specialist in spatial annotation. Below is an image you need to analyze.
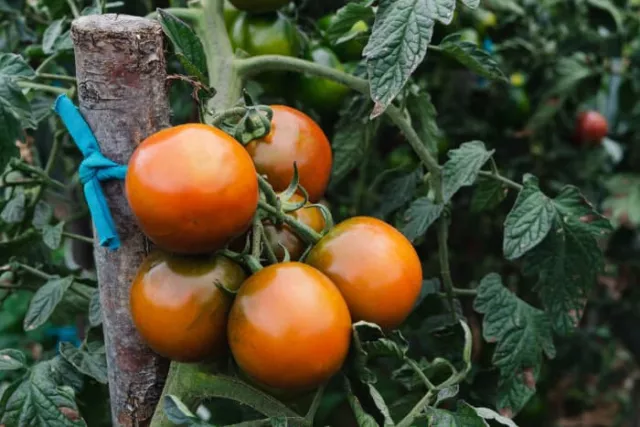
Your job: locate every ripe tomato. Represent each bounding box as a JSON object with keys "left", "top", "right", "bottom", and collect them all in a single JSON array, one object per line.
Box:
[
  {"left": 130, "top": 251, "right": 246, "bottom": 362},
  {"left": 126, "top": 124, "right": 258, "bottom": 254},
  {"left": 245, "top": 105, "right": 332, "bottom": 202},
  {"left": 227, "top": 262, "right": 351, "bottom": 390},
  {"left": 228, "top": 0, "right": 289, "bottom": 13},
  {"left": 298, "top": 45, "right": 351, "bottom": 114},
  {"left": 306, "top": 217, "right": 422, "bottom": 330},
  {"left": 263, "top": 194, "right": 325, "bottom": 260},
  {"left": 574, "top": 110, "right": 608, "bottom": 145}
]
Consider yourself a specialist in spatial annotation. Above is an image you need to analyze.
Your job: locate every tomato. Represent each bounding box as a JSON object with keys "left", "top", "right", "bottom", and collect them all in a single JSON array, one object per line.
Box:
[
  {"left": 130, "top": 251, "right": 246, "bottom": 362},
  {"left": 228, "top": 0, "right": 289, "bottom": 13},
  {"left": 223, "top": 0, "right": 241, "bottom": 30},
  {"left": 230, "top": 12, "right": 301, "bottom": 95},
  {"left": 473, "top": 8, "right": 497, "bottom": 36},
  {"left": 458, "top": 28, "right": 480, "bottom": 46},
  {"left": 298, "top": 45, "right": 350, "bottom": 114},
  {"left": 263, "top": 194, "right": 325, "bottom": 260},
  {"left": 227, "top": 262, "right": 351, "bottom": 390},
  {"left": 245, "top": 105, "right": 332, "bottom": 202},
  {"left": 126, "top": 124, "right": 259, "bottom": 254},
  {"left": 306, "top": 217, "right": 422, "bottom": 330},
  {"left": 574, "top": 110, "right": 608, "bottom": 145},
  {"left": 317, "top": 14, "right": 368, "bottom": 61}
]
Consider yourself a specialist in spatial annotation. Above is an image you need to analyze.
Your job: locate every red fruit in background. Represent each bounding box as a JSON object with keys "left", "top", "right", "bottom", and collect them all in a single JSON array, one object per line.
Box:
[{"left": 574, "top": 111, "right": 608, "bottom": 145}]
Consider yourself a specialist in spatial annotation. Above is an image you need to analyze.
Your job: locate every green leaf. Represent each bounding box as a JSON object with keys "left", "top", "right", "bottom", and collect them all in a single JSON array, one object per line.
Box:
[
  {"left": 270, "top": 417, "right": 288, "bottom": 427},
  {"left": 42, "top": 19, "right": 67, "bottom": 54},
  {"left": 586, "top": 0, "right": 623, "bottom": 30},
  {"left": 157, "top": 8, "right": 208, "bottom": 85},
  {"left": 367, "top": 384, "right": 394, "bottom": 426},
  {"left": 0, "top": 53, "right": 36, "bottom": 79},
  {"left": 31, "top": 96, "right": 57, "bottom": 124},
  {"left": 59, "top": 342, "right": 107, "bottom": 384},
  {"left": 24, "top": 276, "right": 74, "bottom": 331},
  {"left": 364, "top": 0, "right": 435, "bottom": 117},
  {"left": 442, "top": 141, "right": 494, "bottom": 201},
  {"left": 438, "top": 34, "right": 507, "bottom": 82},
  {"left": 400, "top": 197, "right": 444, "bottom": 242},
  {"left": 42, "top": 222, "right": 64, "bottom": 250},
  {"left": 375, "top": 168, "right": 422, "bottom": 218},
  {"left": 326, "top": 1, "right": 374, "bottom": 44},
  {"left": 0, "top": 77, "right": 34, "bottom": 169},
  {"left": 407, "top": 89, "right": 440, "bottom": 155},
  {"left": 0, "top": 359, "right": 85, "bottom": 426},
  {"left": 343, "top": 377, "right": 378, "bottom": 427},
  {"left": 435, "top": 385, "right": 459, "bottom": 407},
  {"left": 0, "top": 349, "right": 27, "bottom": 371},
  {"left": 483, "top": 0, "right": 524, "bottom": 14},
  {"left": 602, "top": 174, "right": 640, "bottom": 228},
  {"left": 88, "top": 290, "right": 102, "bottom": 327},
  {"left": 503, "top": 176, "right": 554, "bottom": 260},
  {"left": 32, "top": 201, "right": 53, "bottom": 230},
  {"left": 473, "top": 273, "right": 555, "bottom": 416},
  {"left": 331, "top": 120, "right": 371, "bottom": 185},
  {"left": 471, "top": 177, "right": 507, "bottom": 212},
  {"left": 472, "top": 405, "right": 519, "bottom": 427},
  {"left": 428, "top": 402, "right": 486, "bottom": 426},
  {"left": 460, "top": 0, "right": 480, "bottom": 9},
  {"left": 1, "top": 191, "right": 26, "bottom": 223},
  {"left": 547, "top": 55, "right": 593, "bottom": 98}
]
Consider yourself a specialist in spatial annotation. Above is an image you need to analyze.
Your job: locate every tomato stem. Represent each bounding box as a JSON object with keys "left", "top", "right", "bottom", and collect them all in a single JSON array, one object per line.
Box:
[
  {"left": 260, "top": 225, "right": 279, "bottom": 265},
  {"left": 478, "top": 170, "right": 523, "bottom": 191},
  {"left": 258, "top": 200, "right": 322, "bottom": 244},
  {"left": 210, "top": 107, "right": 248, "bottom": 127},
  {"left": 17, "top": 81, "right": 71, "bottom": 96}
]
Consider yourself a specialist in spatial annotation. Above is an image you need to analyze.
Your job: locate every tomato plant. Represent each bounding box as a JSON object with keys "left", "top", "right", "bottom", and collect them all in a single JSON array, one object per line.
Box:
[
  {"left": 130, "top": 251, "right": 245, "bottom": 362},
  {"left": 228, "top": 0, "right": 290, "bottom": 14},
  {"left": 126, "top": 124, "right": 259, "bottom": 254},
  {"left": 227, "top": 262, "right": 351, "bottom": 391}
]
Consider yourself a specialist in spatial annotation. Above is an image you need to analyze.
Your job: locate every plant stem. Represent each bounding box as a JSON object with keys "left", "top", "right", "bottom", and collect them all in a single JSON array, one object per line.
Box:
[
  {"left": 397, "top": 390, "right": 433, "bottom": 427},
  {"left": 260, "top": 225, "right": 279, "bottom": 265},
  {"left": 258, "top": 200, "right": 322, "bottom": 244},
  {"left": 13, "top": 262, "right": 54, "bottom": 280},
  {"left": 235, "top": 55, "right": 369, "bottom": 93},
  {"left": 257, "top": 174, "right": 280, "bottom": 209},
  {"left": 18, "top": 81, "right": 69, "bottom": 95},
  {"left": 251, "top": 216, "right": 262, "bottom": 260},
  {"left": 200, "top": 0, "right": 243, "bottom": 116},
  {"left": 66, "top": 0, "right": 80, "bottom": 18},
  {"left": 9, "top": 160, "right": 65, "bottom": 191},
  {"left": 437, "top": 216, "right": 457, "bottom": 322},
  {"left": 62, "top": 231, "right": 93, "bottom": 244},
  {"left": 407, "top": 359, "right": 436, "bottom": 390},
  {"left": 478, "top": 170, "right": 523, "bottom": 191},
  {"left": 305, "top": 384, "right": 326, "bottom": 422},
  {"left": 146, "top": 7, "right": 202, "bottom": 22},
  {"left": 0, "top": 179, "right": 43, "bottom": 189},
  {"left": 438, "top": 288, "right": 477, "bottom": 298},
  {"left": 36, "top": 72, "right": 77, "bottom": 83}
]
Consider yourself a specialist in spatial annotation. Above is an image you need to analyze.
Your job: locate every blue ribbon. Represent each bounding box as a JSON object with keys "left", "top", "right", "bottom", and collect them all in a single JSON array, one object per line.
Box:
[{"left": 53, "top": 95, "right": 127, "bottom": 251}]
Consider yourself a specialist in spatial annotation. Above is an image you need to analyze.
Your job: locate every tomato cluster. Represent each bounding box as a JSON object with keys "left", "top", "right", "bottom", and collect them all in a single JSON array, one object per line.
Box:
[{"left": 126, "top": 102, "right": 422, "bottom": 391}]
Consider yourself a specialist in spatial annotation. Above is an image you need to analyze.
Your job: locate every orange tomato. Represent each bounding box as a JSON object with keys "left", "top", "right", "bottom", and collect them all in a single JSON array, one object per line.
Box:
[
  {"left": 263, "top": 194, "right": 325, "bottom": 260},
  {"left": 227, "top": 262, "right": 351, "bottom": 390},
  {"left": 245, "top": 105, "right": 332, "bottom": 202},
  {"left": 306, "top": 217, "right": 422, "bottom": 330},
  {"left": 130, "top": 251, "right": 246, "bottom": 362},
  {"left": 126, "top": 124, "right": 258, "bottom": 254}
]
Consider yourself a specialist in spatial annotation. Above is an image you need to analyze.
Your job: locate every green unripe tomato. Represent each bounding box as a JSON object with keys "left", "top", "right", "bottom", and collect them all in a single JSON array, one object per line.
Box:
[
  {"left": 458, "top": 28, "right": 480, "bottom": 46},
  {"left": 317, "top": 14, "right": 369, "bottom": 61},
  {"left": 230, "top": 12, "right": 301, "bottom": 95},
  {"left": 473, "top": 8, "right": 497, "bottom": 35},
  {"left": 298, "top": 45, "right": 351, "bottom": 114},
  {"left": 228, "top": 0, "right": 289, "bottom": 13}
]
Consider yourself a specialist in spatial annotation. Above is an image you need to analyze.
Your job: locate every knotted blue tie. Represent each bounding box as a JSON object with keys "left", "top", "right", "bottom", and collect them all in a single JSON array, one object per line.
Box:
[{"left": 53, "top": 95, "right": 128, "bottom": 251}]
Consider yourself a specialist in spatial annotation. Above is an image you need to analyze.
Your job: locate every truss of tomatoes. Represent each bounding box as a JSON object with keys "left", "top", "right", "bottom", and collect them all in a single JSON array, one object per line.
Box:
[{"left": 125, "top": 105, "right": 423, "bottom": 392}]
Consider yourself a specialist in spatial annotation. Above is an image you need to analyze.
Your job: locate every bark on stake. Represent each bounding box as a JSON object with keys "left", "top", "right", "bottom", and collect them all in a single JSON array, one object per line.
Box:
[{"left": 71, "top": 14, "right": 170, "bottom": 426}]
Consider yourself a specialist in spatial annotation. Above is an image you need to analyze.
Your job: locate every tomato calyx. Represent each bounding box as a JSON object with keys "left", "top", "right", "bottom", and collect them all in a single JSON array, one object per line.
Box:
[{"left": 212, "top": 91, "right": 274, "bottom": 144}]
